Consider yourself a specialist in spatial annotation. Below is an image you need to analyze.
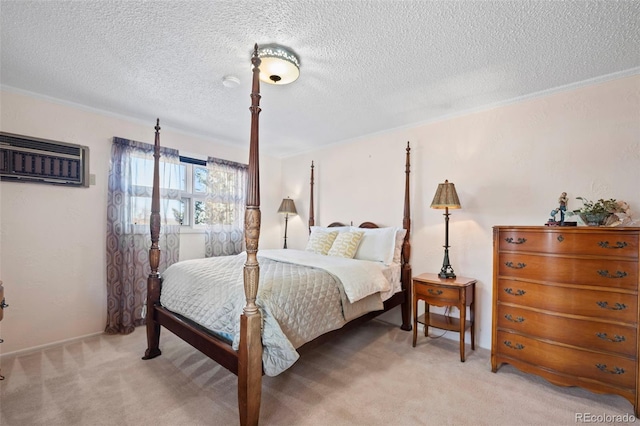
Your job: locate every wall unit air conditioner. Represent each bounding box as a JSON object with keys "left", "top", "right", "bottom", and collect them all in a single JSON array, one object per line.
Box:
[{"left": 0, "top": 132, "right": 90, "bottom": 187}]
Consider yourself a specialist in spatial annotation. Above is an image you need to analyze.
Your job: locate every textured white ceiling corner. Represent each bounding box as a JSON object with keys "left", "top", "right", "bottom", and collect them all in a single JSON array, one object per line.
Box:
[{"left": 1, "top": 0, "right": 639, "bottom": 157}]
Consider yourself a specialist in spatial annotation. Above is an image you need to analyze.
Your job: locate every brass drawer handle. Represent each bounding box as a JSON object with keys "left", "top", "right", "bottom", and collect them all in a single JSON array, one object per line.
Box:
[
  {"left": 505, "top": 261, "right": 526, "bottom": 269},
  {"left": 597, "top": 270, "right": 628, "bottom": 279},
  {"left": 505, "top": 237, "right": 527, "bottom": 245},
  {"left": 595, "top": 364, "right": 625, "bottom": 375},
  {"left": 557, "top": 235, "right": 564, "bottom": 242},
  {"left": 504, "top": 314, "right": 525, "bottom": 323},
  {"left": 503, "top": 341, "right": 524, "bottom": 350},
  {"left": 427, "top": 289, "right": 443, "bottom": 296},
  {"left": 595, "top": 332, "right": 626, "bottom": 343},
  {"left": 596, "top": 301, "right": 627, "bottom": 311},
  {"left": 598, "top": 241, "right": 628, "bottom": 249},
  {"left": 504, "top": 288, "right": 526, "bottom": 296}
]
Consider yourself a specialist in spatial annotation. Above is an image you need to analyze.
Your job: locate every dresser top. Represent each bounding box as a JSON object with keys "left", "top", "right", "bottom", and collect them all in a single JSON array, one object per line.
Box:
[{"left": 494, "top": 225, "right": 640, "bottom": 232}]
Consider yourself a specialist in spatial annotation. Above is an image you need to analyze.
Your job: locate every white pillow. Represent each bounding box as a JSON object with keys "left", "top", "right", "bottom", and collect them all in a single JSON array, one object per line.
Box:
[
  {"left": 310, "top": 225, "right": 351, "bottom": 233},
  {"left": 350, "top": 226, "right": 397, "bottom": 265},
  {"left": 305, "top": 230, "right": 339, "bottom": 255},
  {"left": 393, "top": 228, "right": 407, "bottom": 264},
  {"left": 327, "top": 231, "right": 364, "bottom": 258}
]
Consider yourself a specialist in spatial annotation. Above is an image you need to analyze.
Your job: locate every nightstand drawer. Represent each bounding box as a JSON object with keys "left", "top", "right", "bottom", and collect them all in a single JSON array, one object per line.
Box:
[{"left": 414, "top": 282, "right": 460, "bottom": 303}]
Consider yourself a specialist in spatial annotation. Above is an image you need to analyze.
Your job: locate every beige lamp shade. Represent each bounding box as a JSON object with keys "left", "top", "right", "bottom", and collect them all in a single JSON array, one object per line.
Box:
[
  {"left": 278, "top": 198, "right": 297, "bottom": 215},
  {"left": 430, "top": 180, "right": 461, "bottom": 209}
]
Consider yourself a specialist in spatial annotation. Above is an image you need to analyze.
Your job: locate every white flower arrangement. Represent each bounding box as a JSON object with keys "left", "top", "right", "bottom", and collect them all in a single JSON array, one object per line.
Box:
[
  {"left": 606, "top": 200, "right": 635, "bottom": 227},
  {"left": 571, "top": 197, "right": 636, "bottom": 227}
]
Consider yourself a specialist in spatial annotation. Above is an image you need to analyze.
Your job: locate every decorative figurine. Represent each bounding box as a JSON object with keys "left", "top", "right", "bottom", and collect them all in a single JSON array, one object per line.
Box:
[
  {"left": 547, "top": 192, "right": 576, "bottom": 226},
  {"left": 558, "top": 192, "right": 568, "bottom": 223}
]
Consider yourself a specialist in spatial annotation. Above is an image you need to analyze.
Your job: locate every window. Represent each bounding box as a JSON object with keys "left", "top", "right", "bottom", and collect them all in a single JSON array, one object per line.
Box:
[
  {"left": 129, "top": 155, "right": 186, "bottom": 226},
  {"left": 182, "top": 162, "right": 209, "bottom": 227},
  {"left": 130, "top": 156, "right": 247, "bottom": 231},
  {"left": 193, "top": 164, "right": 244, "bottom": 226}
]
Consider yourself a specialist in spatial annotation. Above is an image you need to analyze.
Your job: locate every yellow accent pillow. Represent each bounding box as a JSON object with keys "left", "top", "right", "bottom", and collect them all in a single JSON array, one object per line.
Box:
[
  {"left": 327, "top": 231, "right": 365, "bottom": 258},
  {"left": 305, "top": 230, "right": 339, "bottom": 255}
]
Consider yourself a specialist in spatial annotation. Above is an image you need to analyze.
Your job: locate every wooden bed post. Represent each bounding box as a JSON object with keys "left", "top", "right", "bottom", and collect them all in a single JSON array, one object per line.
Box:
[
  {"left": 143, "top": 119, "right": 163, "bottom": 359},
  {"left": 238, "top": 44, "right": 263, "bottom": 426},
  {"left": 308, "top": 161, "right": 314, "bottom": 233},
  {"left": 400, "top": 141, "right": 412, "bottom": 331}
]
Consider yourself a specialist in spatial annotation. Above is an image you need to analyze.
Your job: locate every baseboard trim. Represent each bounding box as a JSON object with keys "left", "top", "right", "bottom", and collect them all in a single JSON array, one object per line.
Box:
[{"left": 0, "top": 331, "right": 105, "bottom": 359}]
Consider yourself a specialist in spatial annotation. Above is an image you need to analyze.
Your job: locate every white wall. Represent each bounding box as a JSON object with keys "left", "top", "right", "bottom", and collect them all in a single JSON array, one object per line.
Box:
[
  {"left": 282, "top": 74, "right": 640, "bottom": 350},
  {"left": 0, "top": 90, "right": 282, "bottom": 354}
]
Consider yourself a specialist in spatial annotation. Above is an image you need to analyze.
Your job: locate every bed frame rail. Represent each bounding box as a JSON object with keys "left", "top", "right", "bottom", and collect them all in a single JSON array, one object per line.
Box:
[{"left": 155, "top": 306, "right": 239, "bottom": 373}]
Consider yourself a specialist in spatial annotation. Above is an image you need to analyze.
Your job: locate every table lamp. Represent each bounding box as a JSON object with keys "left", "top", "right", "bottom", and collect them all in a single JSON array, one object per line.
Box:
[
  {"left": 277, "top": 197, "right": 297, "bottom": 249},
  {"left": 430, "top": 180, "right": 461, "bottom": 278}
]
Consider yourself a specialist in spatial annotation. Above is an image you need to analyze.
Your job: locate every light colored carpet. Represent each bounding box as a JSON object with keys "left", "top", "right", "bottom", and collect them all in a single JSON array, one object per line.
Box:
[{"left": 0, "top": 316, "right": 635, "bottom": 426}]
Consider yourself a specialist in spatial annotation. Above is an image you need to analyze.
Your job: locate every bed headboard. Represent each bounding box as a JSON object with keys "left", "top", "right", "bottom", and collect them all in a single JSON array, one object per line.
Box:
[
  {"left": 307, "top": 141, "right": 411, "bottom": 271},
  {"left": 327, "top": 221, "right": 379, "bottom": 228}
]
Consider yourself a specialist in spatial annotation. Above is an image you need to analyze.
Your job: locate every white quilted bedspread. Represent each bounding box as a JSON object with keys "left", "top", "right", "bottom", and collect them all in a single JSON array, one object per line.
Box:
[{"left": 159, "top": 249, "right": 389, "bottom": 376}]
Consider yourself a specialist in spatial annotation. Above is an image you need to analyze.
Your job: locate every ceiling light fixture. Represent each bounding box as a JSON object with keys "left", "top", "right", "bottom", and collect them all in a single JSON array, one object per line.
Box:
[{"left": 257, "top": 45, "right": 300, "bottom": 85}]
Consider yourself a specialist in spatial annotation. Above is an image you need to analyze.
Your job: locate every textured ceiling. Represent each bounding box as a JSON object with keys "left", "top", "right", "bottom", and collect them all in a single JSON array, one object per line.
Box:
[{"left": 1, "top": 1, "right": 639, "bottom": 157}]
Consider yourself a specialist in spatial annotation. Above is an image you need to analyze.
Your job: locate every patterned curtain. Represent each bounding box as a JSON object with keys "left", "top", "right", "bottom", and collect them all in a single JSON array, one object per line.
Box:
[
  {"left": 105, "top": 137, "right": 182, "bottom": 334},
  {"left": 204, "top": 157, "right": 247, "bottom": 257}
]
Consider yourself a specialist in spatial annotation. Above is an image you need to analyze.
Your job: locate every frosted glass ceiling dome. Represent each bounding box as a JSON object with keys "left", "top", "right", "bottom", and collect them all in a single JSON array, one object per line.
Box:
[{"left": 257, "top": 45, "right": 300, "bottom": 85}]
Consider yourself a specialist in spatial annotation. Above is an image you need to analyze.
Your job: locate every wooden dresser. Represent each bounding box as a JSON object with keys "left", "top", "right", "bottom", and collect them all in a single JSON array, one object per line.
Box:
[{"left": 492, "top": 226, "right": 640, "bottom": 416}]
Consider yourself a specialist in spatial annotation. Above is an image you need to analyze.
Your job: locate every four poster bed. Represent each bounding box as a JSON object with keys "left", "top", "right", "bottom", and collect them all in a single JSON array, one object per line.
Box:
[{"left": 142, "top": 45, "right": 413, "bottom": 425}]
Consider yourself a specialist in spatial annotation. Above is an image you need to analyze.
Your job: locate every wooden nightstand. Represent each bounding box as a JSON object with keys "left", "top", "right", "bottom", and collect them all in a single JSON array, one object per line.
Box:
[{"left": 412, "top": 273, "right": 476, "bottom": 362}]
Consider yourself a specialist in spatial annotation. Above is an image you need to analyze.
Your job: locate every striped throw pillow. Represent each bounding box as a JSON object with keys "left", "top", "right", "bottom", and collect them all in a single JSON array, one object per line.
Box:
[{"left": 327, "top": 231, "right": 364, "bottom": 258}]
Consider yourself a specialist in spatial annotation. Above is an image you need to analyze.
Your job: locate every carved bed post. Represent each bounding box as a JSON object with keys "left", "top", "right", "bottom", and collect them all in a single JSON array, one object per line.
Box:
[
  {"left": 238, "top": 44, "right": 263, "bottom": 426},
  {"left": 143, "top": 119, "right": 163, "bottom": 359},
  {"left": 400, "top": 141, "right": 412, "bottom": 331},
  {"left": 309, "top": 161, "right": 314, "bottom": 233}
]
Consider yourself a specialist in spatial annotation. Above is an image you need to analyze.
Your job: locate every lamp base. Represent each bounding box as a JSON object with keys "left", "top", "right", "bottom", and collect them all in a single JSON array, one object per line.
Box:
[
  {"left": 438, "top": 267, "right": 456, "bottom": 279},
  {"left": 439, "top": 247, "right": 456, "bottom": 279}
]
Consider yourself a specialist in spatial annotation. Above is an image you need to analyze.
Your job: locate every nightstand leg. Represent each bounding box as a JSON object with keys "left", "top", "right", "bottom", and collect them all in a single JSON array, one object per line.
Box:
[
  {"left": 412, "top": 296, "right": 418, "bottom": 347},
  {"left": 424, "top": 304, "right": 430, "bottom": 336},
  {"left": 459, "top": 303, "right": 466, "bottom": 362},
  {"left": 470, "top": 298, "right": 475, "bottom": 350}
]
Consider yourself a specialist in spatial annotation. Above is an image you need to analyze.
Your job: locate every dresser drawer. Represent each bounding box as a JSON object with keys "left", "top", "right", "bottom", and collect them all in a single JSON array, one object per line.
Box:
[
  {"left": 497, "top": 279, "right": 638, "bottom": 323},
  {"left": 498, "top": 253, "right": 638, "bottom": 290},
  {"left": 497, "top": 305, "right": 638, "bottom": 357},
  {"left": 496, "top": 330, "right": 637, "bottom": 390},
  {"left": 498, "top": 230, "right": 639, "bottom": 259}
]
